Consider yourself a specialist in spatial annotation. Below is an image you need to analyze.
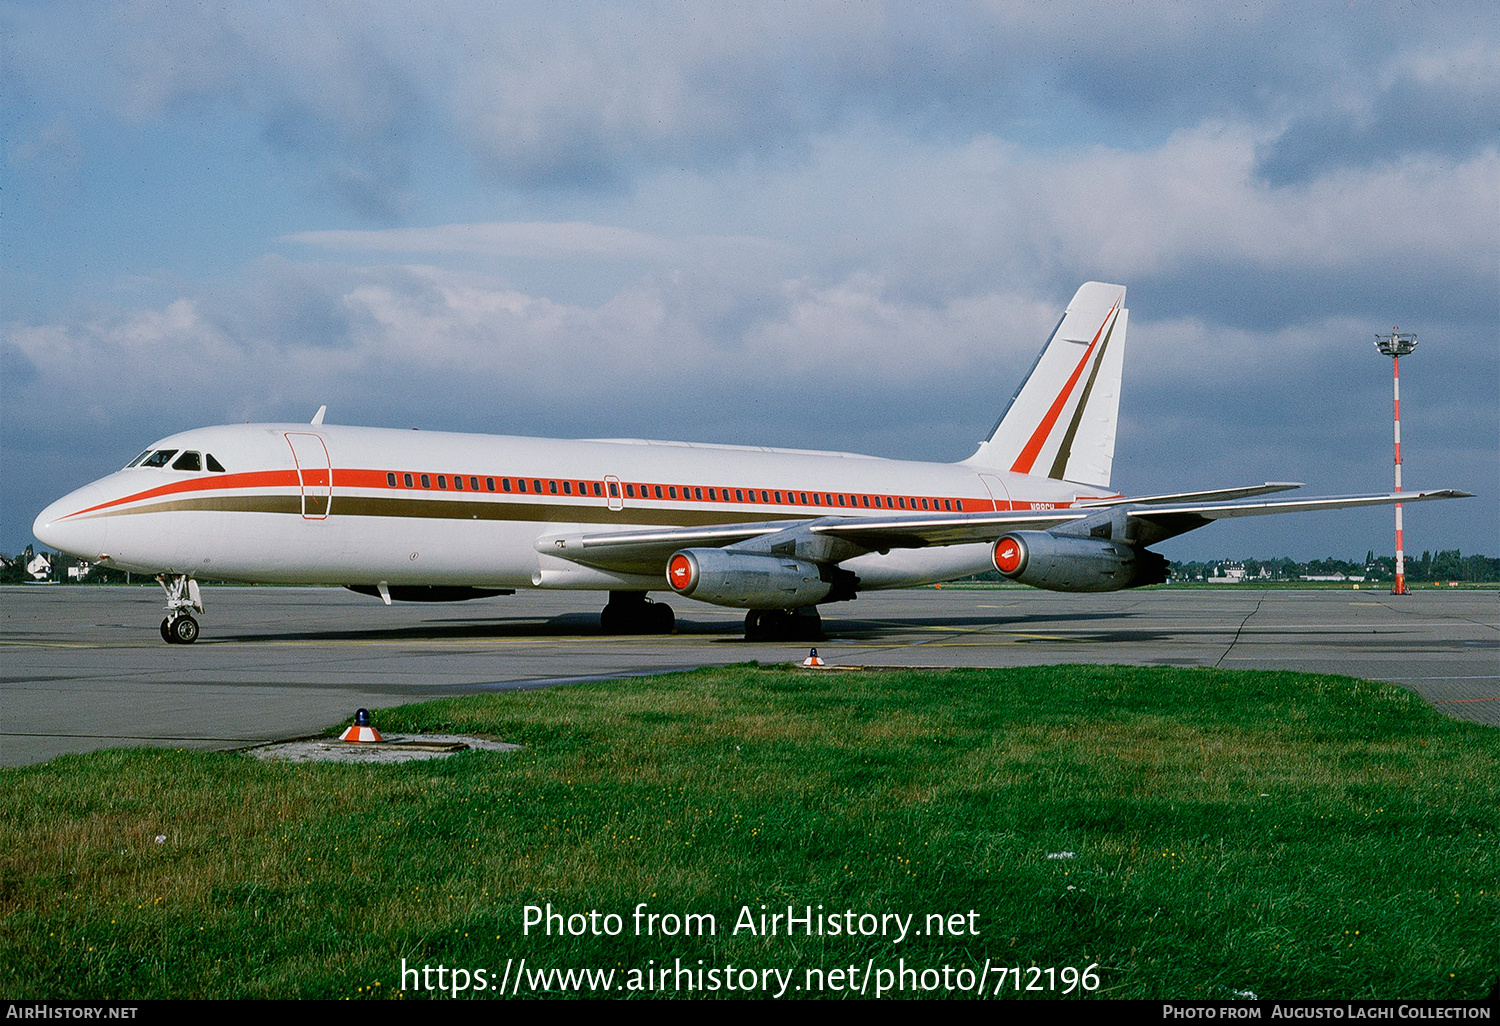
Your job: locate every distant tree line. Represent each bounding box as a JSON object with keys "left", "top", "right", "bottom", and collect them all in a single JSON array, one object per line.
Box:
[{"left": 1169, "top": 550, "right": 1500, "bottom": 583}]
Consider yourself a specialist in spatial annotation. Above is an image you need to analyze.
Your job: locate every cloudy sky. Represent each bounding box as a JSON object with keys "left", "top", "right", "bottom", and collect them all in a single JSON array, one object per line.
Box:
[{"left": 4, "top": 1, "right": 1495, "bottom": 561}]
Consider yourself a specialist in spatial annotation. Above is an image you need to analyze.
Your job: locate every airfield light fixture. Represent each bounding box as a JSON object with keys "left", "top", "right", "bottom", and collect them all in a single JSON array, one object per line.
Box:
[{"left": 1373, "top": 330, "right": 1418, "bottom": 595}]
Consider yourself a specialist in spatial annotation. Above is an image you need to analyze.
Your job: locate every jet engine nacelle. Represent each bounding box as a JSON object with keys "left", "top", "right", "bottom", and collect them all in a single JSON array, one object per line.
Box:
[
  {"left": 666, "top": 548, "right": 833, "bottom": 609},
  {"left": 991, "top": 531, "right": 1168, "bottom": 592}
]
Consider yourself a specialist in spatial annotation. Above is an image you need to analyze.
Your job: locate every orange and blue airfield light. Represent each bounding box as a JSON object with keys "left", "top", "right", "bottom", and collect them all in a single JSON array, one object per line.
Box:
[
  {"left": 1374, "top": 330, "right": 1417, "bottom": 595},
  {"left": 340, "top": 707, "right": 384, "bottom": 743}
]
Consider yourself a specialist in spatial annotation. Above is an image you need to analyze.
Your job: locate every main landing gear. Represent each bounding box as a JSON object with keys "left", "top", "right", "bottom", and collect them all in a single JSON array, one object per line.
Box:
[
  {"left": 599, "top": 591, "right": 676, "bottom": 634},
  {"left": 743, "top": 606, "right": 822, "bottom": 641},
  {"left": 157, "top": 574, "right": 204, "bottom": 644}
]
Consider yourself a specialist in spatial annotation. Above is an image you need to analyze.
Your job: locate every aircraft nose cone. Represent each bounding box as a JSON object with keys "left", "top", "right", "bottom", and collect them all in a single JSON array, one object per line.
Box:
[{"left": 33, "top": 491, "right": 109, "bottom": 561}]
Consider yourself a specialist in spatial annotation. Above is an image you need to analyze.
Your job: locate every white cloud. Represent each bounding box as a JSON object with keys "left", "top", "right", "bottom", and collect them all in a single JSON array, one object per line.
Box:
[
  {"left": 282, "top": 221, "right": 782, "bottom": 263},
  {"left": 290, "top": 221, "right": 668, "bottom": 259},
  {"left": 1014, "top": 128, "right": 1499, "bottom": 281}
]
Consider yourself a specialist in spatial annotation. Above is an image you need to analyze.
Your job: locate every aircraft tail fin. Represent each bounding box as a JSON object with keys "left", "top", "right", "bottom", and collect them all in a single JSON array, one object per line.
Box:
[{"left": 965, "top": 282, "right": 1127, "bottom": 489}]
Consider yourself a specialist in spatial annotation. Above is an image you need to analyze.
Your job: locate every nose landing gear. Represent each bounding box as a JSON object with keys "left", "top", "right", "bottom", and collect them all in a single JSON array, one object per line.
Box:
[
  {"left": 161, "top": 613, "right": 200, "bottom": 644},
  {"left": 157, "top": 574, "right": 204, "bottom": 644}
]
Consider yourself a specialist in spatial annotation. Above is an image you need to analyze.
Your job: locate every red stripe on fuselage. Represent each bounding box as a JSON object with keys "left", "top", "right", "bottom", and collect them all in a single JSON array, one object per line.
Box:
[
  {"left": 61, "top": 466, "right": 1080, "bottom": 521},
  {"left": 59, "top": 470, "right": 300, "bottom": 520}
]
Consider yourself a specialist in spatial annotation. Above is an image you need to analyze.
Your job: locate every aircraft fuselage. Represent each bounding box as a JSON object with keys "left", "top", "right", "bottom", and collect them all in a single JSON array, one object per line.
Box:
[{"left": 35, "top": 422, "right": 1104, "bottom": 594}]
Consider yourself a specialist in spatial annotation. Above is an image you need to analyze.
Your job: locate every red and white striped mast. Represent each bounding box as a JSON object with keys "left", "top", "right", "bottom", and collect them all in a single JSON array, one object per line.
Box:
[{"left": 1374, "top": 329, "right": 1417, "bottom": 595}]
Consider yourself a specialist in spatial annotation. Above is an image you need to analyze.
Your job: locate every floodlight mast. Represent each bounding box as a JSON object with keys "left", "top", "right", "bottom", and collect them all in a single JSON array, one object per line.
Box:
[{"left": 1374, "top": 330, "right": 1418, "bottom": 595}]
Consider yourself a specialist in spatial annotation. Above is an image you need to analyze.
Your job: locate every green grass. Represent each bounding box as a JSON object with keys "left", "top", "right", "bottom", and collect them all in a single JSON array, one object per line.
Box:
[{"left": 1, "top": 665, "right": 1495, "bottom": 1000}]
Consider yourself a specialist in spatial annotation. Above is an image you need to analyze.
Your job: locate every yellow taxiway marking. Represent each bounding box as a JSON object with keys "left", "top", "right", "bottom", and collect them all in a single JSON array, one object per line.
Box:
[
  {"left": 844, "top": 620, "right": 1074, "bottom": 645},
  {"left": 867, "top": 633, "right": 1075, "bottom": 646},
  {"left": 857, "top": 619, "right": 999, "bottom": 633}
]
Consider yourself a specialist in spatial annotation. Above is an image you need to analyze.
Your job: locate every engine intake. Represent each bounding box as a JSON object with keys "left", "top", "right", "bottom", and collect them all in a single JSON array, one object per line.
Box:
[
  {"left": 991, "top": 531, "right": 1167, "bottom": 592},
  {"left": 666, "top": 548, "right": 835, "bottom": 609}
]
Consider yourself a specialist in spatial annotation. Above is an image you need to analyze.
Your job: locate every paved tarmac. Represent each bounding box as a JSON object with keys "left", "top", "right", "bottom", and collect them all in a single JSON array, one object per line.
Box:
[{"left": 2, "top": 584, "right": 1496, "bottom": 766}]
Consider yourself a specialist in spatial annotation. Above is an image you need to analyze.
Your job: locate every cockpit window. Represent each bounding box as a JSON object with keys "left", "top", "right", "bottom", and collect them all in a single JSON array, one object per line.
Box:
[
  {"left": 126, "top": 450, "right": 153, "bottom": 469},
  {"left": 141, "top": 450, "right": 178, "bottom": 468},
  {"left": 172, "top": 451, "right": 202, "bottom": 471},
  {"left": 205, "top": 454, "right": 226, "bottom": 473}
]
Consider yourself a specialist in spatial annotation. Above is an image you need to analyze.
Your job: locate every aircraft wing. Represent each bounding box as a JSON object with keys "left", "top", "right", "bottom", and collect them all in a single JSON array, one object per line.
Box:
[
  {"left": 797, "top": 488, "right": 1471, "bottom": 550},
  {"left": 540, "top": 488, "right": 1471, "bottom": 574},
  {"left": 538, "top": 521, "right": 803, "bottom": 575},
  {"left": 1072, "top": 482, "right": 1303, "bottom": 507},
  {"left": 537, "top": 511, "right": 1082, "bottom": 573},
  {"left": 1124, "top": 489, "right": 1474, "bottom": 542}
]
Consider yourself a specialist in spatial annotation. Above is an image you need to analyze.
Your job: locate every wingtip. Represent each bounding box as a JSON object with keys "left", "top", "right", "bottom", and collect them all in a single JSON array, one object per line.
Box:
[{"left": 1408, "top": 489, "right": 1474, "bottom": 500}]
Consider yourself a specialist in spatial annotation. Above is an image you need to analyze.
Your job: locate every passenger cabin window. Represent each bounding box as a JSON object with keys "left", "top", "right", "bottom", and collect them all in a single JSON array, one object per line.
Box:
[
  {"left": 206, "top": 454, "right": 226, "bottom": 472},
  {"left": 172, "top": 452, "right": 201, "bottom": 471},
  {"left": 141, "top": 450, "right": 178, "bottom": 468},
  {"left": 387, "top": 472, "right": 397, "bottom": 487}
]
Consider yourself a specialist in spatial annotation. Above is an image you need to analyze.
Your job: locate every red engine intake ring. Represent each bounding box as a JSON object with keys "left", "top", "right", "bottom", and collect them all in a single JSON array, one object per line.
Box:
[
  {"left": 992, "top": 534, "right": 1027, "bottom": 576},
  {"left": 666, "top": 552, "right": 698, "bottom": 594}
]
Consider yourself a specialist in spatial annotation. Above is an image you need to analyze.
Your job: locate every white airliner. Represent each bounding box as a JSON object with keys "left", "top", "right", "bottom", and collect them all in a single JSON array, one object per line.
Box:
[{"left": 33, "top": 282, "right": 1468, "bottom": 644}]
